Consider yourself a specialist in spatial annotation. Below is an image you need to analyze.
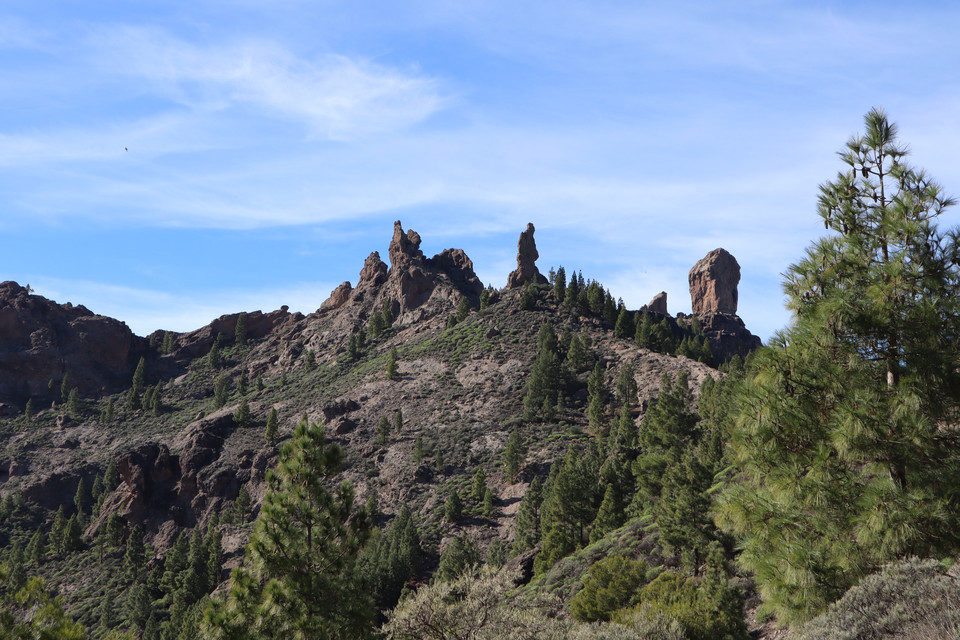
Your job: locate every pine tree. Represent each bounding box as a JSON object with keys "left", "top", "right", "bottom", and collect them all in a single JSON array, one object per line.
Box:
[
  {"left": 434, "top": 534, "right": 481, "bottom": 583},
  {"left": 237, "top": 371, "right": 248, "bottom": 396},
  {"left": 523, "top": 322, "right": 561, "bottom": 420},
  {"left": 162, "top": 331, "right": 175, "bottom": 354},
  {"left": 67, "top": 387, "right": 81, "bottom": 419},
  {"left": 502, "top": 428, "right": 524, "bottom": 481},
  {"left": 208, "top": 334, "right": 223, "bottom": 369},
  {"left": 479, "top": 286, "right": 491, "bottom": 310},
  {"left": 386, "top": 346, "right": 399, "bottom": 380},
  {"left": 24, "top": 397, "right": 34, "bottom": 419},
  {"left": 471, "top": 467, "right": 487, "bottom": 502},
  {"left": 587, "top": 362, "right": 606, "bottom": 431},
  {"left": 201, "top": 419, "right": 373, "bottom": 639},
  {"left": 234, "top": 313, "right": 247, "bottom": 346},
  {"left": 213, "top": 374, "right": 229, "bottom": 409},
  {"left": 394, "top": 408, "right": 403, "bottom": 434},
  {"left": 73, "top": 478, "right": 88, "bottom": 517},
  {"left": 719, "top": 109, "right": 960, "bottom": 624},
  {"left": 63, "top": 514, "right": 82, "bottom": 552},
  {"left": 124, "top": 525, "right": 146, "bottom": 582},
  {"left": 50, "top": 506, "right": 67, "bottom": 555},
  {"left": 553, "top": 266, "right": 566, "bottom": 304},
  {"left": 376, "top": 416, "right": 390, "bottom": 446},
  {"left": 535, "top": 447, "right": 601, "bottom": 573},
  {"left": 26, "top": 528, "right": 45, "bottom": 565},
  {"left": 60, "top": 373, "right": 71, "bottom": 405},
  {"left": 482, "top": 487, "right": 495, "bottom": 517},
  {"left": 445, "top": 490, "right": 463, "bottom": 523},
  {"left": 455, "top": 297, "right": 471, "bottom": 323},
  {"left": 233, "top": 397, "right": 251, "bottom": 427},
  {"left": 132, "top": 356, "right": 146, "bottom": 397},
  {"left": 265, "top": 408, "right": 278, "bottom": 444},
  {"left": 256, "top": 374, "right": 265, "bottom": 392},
  {"left": 511, "top": 477, "right": 543, "bottom": 556}
]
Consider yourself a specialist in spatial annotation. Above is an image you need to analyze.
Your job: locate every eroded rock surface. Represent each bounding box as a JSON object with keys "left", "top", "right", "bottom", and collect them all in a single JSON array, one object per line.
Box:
[
  {"left": 689, "top": 248, "right": 740, "bottom": 315},
  {"left": 507, "top": 223, "right": 548, "bottom": 289}
]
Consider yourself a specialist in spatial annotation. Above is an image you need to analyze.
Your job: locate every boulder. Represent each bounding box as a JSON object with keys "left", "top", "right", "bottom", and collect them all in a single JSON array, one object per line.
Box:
[
  {"left": 507, "top": 223, "right": 548, "bottom": 289},
  {"left": 689, "top": 248, "right": 740, "bottom": 316}
]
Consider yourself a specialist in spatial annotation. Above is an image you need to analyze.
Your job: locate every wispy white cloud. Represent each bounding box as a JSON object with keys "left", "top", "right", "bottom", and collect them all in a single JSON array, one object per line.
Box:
[{"left": 85, "top": 26, "right": 449, "bottom": 140}]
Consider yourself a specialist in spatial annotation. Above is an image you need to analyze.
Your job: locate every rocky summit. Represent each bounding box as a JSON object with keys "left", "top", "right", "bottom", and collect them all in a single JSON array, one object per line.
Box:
[{"left": 0, "top": 221, "right": 763, "bottom": 637}]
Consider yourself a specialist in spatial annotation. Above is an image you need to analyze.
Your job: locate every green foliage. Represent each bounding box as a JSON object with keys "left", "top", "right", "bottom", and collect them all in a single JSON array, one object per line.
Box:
[
  {"left": 589, "top": 484, "right": 623, "bottom": 544},
  {"left": 358, "top": 506, "right": 423, "bottom": 612},
  {"left": 376, "top": 415, "right": 390, "bottom": 446},
  {"left": 512, "top": 477, "right": 543, "bottom": 556},
  {"left": 502, "top": 427, "right": 525, "bottom": 481},
  {"left": 614, "top": 308, "right": 634, "bottom": 339},
  {"left": 208, "top": 334, "right": 223, "bottom": 369},
  {"left": 479, "top": 286, "right": 491, "bottom": 310},
  {"left": 0, "top": 568, "right": 88, "bottom": 639},
  {"left": 386, "top": 346, "right": 399, "bottom": 380},
  {"left": 234, "top": 313, "right": 247, "bottom": 346},
  {"left": 482, "top": 487, "right": 495, "bottom": 517},
  {"left": 201, "top": 418, "right": 372, "bottom": 640},
  {"left": 65, "top": 387, "right": 81, "bottom": 419},
  {"left": 237, "top": 371, "right": 248, "bottom": 396},
  {"left": 265, "top": 408, "right": 278, "bottom": 443},
  {"left": 718, "top": 109, "right": 960, "bottom": 624},
  {"left": 212, "top": 375, "right": 229, "bottom": 409},
  {"left": 519, "top": 284, "right": 535, "bottom": 310},
  {"left": 233, "top": 397, "right": 251, "bottom": 427},
  {"left": 794, "top": 558, "right": 960, "bottom": 640},
  {"left": 471, "top": 466, "right": 488, "bottom": 502},
  {"left": 456, "top": 297, "right": 471, "bottom": 323},
  {"left": 615, "top": 569, "right": 748, "bottom": 640},
  {"left": 384, "top": 567, "right": 568, "bottom": 640},
  {"left": 162, "top": 331, "right": 175, "bottom": 354},
  {"left": 24, "top": 397, "right": 34, "bottom": 419},
  {"left": 434, "top": 534, "right": 481, "bottom": 583},
  {"left": 304, "top": 349, "right": 316, "bottom": 371},
  {"left": 570, "top": 555, "right": 649, "bottom": 622},
  {"left": 444, "top": 490, "right": 463, "bottom": 523},
  {"left": 553, "top": 266, "right": 567, "bottom": 304},
  {"left": 523, "top": 323, "right": 561, "bottom": 421},
  {"left": 393, "top": 409, "right": 403, "bottom": 434},
  {"left": 535, "top": 447, "right": 601, "bottom": 574},
  {"left": 124, "top": 525, "right": 146, "bottom": 582},
  {"left": 587, "top": 362, "right": 606, "bottom": 432}
]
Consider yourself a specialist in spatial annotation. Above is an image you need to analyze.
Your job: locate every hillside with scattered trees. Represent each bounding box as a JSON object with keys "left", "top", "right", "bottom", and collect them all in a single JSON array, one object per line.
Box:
[{"left": 1, "top": 109, "right": 959, "bottom": 639}]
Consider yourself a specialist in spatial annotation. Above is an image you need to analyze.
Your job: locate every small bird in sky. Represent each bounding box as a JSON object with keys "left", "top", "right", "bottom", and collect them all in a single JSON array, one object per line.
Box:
[{"left": 125, "top": 147, "right": 128, "bottom": 151}]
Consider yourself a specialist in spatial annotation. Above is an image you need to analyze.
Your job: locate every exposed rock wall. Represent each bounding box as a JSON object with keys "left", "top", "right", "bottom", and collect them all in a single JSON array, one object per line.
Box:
[
  {"left": 0, "top": 281, "right": 146, "bottom": 402},
  {"left": 689, "top": 248, "right": 740, "bottom": 315}
]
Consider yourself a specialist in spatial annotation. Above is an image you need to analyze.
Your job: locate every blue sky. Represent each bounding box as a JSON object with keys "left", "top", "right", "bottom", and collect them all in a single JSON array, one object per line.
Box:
[{"left": 2, "top": 1, "right": 960, "bottom": 341}]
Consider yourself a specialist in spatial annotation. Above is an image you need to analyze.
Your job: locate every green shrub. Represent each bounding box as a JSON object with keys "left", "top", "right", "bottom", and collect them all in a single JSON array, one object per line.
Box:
[
  {"left": 794, "top": 557, "right": 960, "bottom": 640},
  {"left": 571, "top": 556, "right": 649, "bottom": 622},
  {"left": 615, "top": 571, "right": 748, "bottom": 640}
]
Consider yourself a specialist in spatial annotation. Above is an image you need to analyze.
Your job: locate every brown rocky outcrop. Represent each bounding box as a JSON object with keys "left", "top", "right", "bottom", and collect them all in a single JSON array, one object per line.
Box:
[
  {"left": 387, "top": 221, "right": 435, "bottom": 312},
  {"left": 687, "top": 249, "right": 760, "bottom": 361},
  {"left": 164, "top": 308, "right": 294, "bottom": 361},
  {"left": 689, "top": 248, "right": 740, "bottom": 315},
  {"left": 507, "top": 223, "right": 548, "bottom": 289},
  {"left": 321, "top": 282, "right": 353, "bottom": 312},
  {"left": 648, "top": 292, "right": 668, "bottom": 316},
  {"left": 0, "top": 281, "right": 146, "bottom": 403},
  {"left": 358, "top": 252, "right": 388, "bottom": 289},
  {"left": 428, "top": 248, "right": 484, "bottom": 298}
]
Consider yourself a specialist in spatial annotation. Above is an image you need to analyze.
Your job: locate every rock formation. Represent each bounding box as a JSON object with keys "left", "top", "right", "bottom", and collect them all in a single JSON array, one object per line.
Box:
[
  {"left": 507, "top": 223, "right": 548, "bottom": 289},
  {"left": 358, "top": 252, "right": 388, "bottom": 289},
  {"left": 648, "top": 292, "right": 668, "bottom": 316},
  {"left": 0, "top": 281, "right": 147, "bottom": 403},
  {"left": 688, "top": 249, "right": 760, "bottom": 360},
  {"left": 689, "top": 248, "right": 740, "bottom": 315},
  {"left": 321, "top": 282, "right": 353, "bottom": 312}
]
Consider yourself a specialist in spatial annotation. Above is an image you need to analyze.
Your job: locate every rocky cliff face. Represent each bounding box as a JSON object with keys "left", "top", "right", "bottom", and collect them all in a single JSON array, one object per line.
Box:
[
  {"left": 0, "top": 281, "right": 147, "bottom": 403},
  {"left": 688, "top": 249, "right": 761, "bottom": 360}
]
